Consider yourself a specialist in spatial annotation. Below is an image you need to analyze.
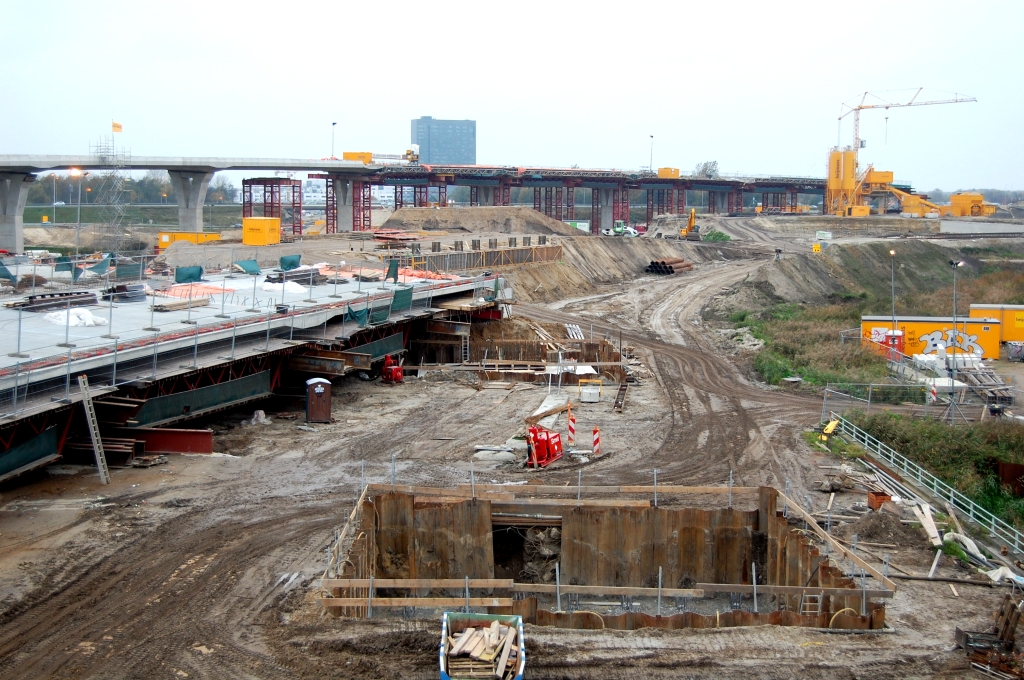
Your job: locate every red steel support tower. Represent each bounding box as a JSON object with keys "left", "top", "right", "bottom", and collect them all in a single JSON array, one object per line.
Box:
[
  {"left": 555, "top": 187, "right": 563, "bottom": 220},
  {"left": 242, "top": 178, "right": 302, "bottom": 234},
  {"left": 619, "top": 188, "right": 629, "bottom": 225},
  {"left": 469, "top": 186, "right": 478, "bottom": 206},
  {"left": 591, "top": 189, "right": 600, "bottom": 234},
  {"left": 533, "top": 187, "right": 542, "bottom": 213},
  {"left": 646, "top": 190, "right": 655, "bottom": 225},
  {"left": 351, "top": 181, "right": 372, "bottom": 231},
  {"left": 414, "top": 186, "right": 429, "bottom": 207},
  {"left": 544, "top": 186, "right": 553, "bottom": 217},
  {"left": 438, "top": 185, "right": 447, "bottom": 207}
]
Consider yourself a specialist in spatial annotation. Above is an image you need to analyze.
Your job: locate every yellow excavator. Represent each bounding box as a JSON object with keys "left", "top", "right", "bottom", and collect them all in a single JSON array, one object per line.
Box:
[{"left": 679, "top": 208, "right": 698, "bottom": 239}]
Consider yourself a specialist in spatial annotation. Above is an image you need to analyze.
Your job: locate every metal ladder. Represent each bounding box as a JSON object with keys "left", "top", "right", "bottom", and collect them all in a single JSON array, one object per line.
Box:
[
  {"left": 78, "top": 375, "right": 110, "bottom": 485},
  {"left": 799, "top": 592, "right": 823, "bottom": 616},
  {"left": 461, "top": 335, "right": 470, "bottom": 363}
]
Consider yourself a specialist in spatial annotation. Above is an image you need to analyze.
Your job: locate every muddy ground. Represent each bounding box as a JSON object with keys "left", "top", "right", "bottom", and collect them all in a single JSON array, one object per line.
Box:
[{"left": 1, "top": 218, "right": 1019, "bottom": 678}]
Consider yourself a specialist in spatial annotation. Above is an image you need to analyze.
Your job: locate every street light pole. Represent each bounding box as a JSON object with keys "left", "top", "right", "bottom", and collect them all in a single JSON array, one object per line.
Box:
[
  {"left": 889, "top": 249, "right": 896, "bottom": 334},
  {"left": 649, "top": 135, "right": 654, "bottom": 172},
  {"left": 332, "top": 122, "right": 337, "bottom": 159},
  {"left": 948, "top": 260, "right": 964, "bottom": 425},
  {"left": 52, "top": 174, "right": 57, "bottom": 224}
]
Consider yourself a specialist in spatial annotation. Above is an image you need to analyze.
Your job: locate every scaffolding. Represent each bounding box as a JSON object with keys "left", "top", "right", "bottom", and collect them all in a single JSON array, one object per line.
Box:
[
  {"left": 242, "top": 178, "right": 303, "bottom": 234},
  {"left": 89, "top": 136, "right": 134, "bottom": 253}
]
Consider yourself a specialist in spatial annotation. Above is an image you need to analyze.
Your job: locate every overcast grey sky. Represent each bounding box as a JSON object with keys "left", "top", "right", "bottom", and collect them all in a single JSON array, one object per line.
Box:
[{"left": 3, "top": 1, "right": 1021, "bottom": 190}]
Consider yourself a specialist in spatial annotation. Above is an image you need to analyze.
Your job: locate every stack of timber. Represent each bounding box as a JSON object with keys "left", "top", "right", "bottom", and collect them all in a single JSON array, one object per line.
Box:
[
  {"left": 7, "top": 291, "right": 98, "bottom": 311},
  {"left": 958, "top": 365, "right": 1014, "bottom": 404},
  {"left": 528, "top": 323, "right": 568, "bottom": 352},
  {"left": 644, "top": 258, "right": 693, "bottom": 275},
  {"left": 151, "top": 297, "right": 211, "bottom": 312},
  {"left": 265, "top": 268, "right": 329, "bottom": 285},
  {"left": 443, "top": 615, "right": 523, "bottom": 680}
]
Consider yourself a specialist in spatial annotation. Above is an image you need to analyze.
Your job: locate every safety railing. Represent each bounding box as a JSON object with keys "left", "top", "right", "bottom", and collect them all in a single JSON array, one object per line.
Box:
[{"left": 829, "top": 411, "right": 1024, "bottom": 554}]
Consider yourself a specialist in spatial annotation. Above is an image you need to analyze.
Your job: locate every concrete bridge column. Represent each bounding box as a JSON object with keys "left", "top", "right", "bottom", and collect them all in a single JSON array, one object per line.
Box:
[
  {"left": 477, "top": 186, "right": 494, "bottom": 206},
  {"left": 333, "top": 179, "right": 354, "bottom": 232},
  {"left": 598, "top": 188, "right": 615, "bottom": 231},
  {"left": 0, "top": 173, "right": 33, "bottom": 253},
  {"left": 167, "top": 170, "right": 214, "bottom": 231}
]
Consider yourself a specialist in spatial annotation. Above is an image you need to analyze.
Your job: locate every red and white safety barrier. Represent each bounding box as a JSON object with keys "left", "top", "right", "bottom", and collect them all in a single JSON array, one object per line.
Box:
[
  {"left": 568, "top": 414, "right": 576, "bottom": 446},
  {"left": 593, "top": 426, "right": 601, "bottom": 457}
]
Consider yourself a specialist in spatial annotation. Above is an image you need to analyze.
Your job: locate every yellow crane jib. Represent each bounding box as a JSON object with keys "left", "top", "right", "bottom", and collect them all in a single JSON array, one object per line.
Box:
[{"left": 825, "top": 89, "right": 977, "bottom": 217}]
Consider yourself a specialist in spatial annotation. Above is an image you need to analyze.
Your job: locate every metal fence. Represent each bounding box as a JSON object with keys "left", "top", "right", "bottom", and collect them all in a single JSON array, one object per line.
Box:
[
  {"left": 829, "top": 411, "right": 1024, "bottom": 554},
  {"left": 0, "top": 319, "right": 300, "bottom": 420}
]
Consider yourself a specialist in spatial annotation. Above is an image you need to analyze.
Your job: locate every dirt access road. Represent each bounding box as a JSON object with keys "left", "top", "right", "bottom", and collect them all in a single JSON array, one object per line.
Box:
[{"left": 0, "top": 221, "right": 1003, "bottom": 679}]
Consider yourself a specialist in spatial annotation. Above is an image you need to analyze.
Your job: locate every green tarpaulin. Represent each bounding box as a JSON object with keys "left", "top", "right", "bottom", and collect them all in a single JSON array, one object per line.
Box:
[
  {"left": 345, "top": 305, "right": 368, "bottom": 328},
  {"left": 234, "top": 259, "right": 261, "bottom": 275},
  {"left": 175, "top": 266, "right": 203, "bottom": 284},
  {"left": 55, "top": 256, "right": 83, "bottom": 282},
  {"left": 391, "top": 286, "right": 413, "bottom": 311},
  {"left": 386, "top": 259, "right": 399, "bottom": 283},
  {"left": 114, "top": 263, "right": 142, "bottom": 280},
  {"left": 88, "top": 258, "right": 111, "bottom": 275},
  {"left": 369, "top": 306, "right": 391, "bottom": 324},
  {"left": 280, "top": 254, "right": 301, "bottom": 271}
]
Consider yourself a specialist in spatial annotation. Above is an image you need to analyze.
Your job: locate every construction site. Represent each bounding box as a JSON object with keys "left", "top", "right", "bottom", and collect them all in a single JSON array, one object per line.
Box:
[{"left": 3, "top": 72, "right": 1024, "bottom": 678}]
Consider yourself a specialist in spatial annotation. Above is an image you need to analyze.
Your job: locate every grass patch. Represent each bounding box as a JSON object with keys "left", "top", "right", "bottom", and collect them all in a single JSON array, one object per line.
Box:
[
  {"left": 853, "top": 412, "right": 1024, "bottom": 529},
  {"left": 941, "top": 540, "right": 968, "bottom": 563},
  {"left": 702, "top": 229, "right": 730, "bottom": 242},
  {"left": 739, "top": 300, "right": 888, "bottom": 386}
]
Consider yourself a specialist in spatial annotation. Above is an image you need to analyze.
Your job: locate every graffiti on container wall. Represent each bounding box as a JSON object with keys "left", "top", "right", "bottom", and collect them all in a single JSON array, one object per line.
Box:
[
  {"left": 919, "top": 329, "right": 984, "bottom": 355},
  {"left": 863, "top": 317, "right": 1000, "bottom": 358}
]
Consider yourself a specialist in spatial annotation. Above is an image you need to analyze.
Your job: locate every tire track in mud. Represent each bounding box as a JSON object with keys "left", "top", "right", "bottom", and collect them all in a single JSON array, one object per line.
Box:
[{"left": 0, "top": 502, "right": 334, "bottom": 679}]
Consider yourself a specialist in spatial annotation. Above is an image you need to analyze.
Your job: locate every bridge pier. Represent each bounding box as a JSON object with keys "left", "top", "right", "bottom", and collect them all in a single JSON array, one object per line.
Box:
[
  {"left": 0, "top": 173, "right": 33, "bottom": 253},
  {"left": 333, "top": 178, "right": 353, "bottom": 231},
  {"left": 598, "top": 188, "right": 615, "bottom": 231},
  {"left": 167, "top": 170, "right": 214, "bottom": 231}
]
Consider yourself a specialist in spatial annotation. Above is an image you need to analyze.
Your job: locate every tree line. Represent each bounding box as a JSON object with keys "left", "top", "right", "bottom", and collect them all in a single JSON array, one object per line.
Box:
[{"left": 26, "top": 170, "right": 237, "bottom": 206}]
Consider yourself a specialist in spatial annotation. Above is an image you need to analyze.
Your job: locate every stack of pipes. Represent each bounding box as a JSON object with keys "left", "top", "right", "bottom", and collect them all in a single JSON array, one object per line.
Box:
[{"left": 644, "top": 258, "right": 694, "bottom": 275}]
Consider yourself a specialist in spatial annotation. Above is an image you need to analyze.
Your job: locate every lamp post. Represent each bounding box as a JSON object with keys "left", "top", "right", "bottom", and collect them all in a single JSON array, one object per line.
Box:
[
  {"left": 331, "top": 122, "right": 337, "bottom": 159},
  {"left": 51, "top": 174, "right": 57, "bottom": 224},
  {"left": 649, "top": 135, "right": 654, "bottom": 172},
  {"left": 70, "top": 169, "right": 89, "bottom": 261},
  {"left": 948, "top": 259, "right": 964, "bottom": 425},
  {"left": 889, "top": 249, "right": 896, "bottom": 334}
]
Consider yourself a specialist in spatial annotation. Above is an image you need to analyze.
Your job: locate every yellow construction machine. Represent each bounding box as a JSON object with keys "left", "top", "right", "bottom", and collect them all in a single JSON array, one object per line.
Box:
[
  {"left": 824, "top": 90, "right": 994, "bottom": 218},
  {"left": 679, "top": 208, "right": 696, "bottom": 237}
]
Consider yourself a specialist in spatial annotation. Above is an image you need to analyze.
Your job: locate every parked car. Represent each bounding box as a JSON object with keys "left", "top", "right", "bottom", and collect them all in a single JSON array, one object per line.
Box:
[{"left": 52, "top": 201, "right": 65, "bottom": 206}]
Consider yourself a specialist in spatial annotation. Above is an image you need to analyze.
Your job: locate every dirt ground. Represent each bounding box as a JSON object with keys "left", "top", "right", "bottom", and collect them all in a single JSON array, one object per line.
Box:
[{"left": 1, "top": 217, "right": 1018, "bottom": 678}]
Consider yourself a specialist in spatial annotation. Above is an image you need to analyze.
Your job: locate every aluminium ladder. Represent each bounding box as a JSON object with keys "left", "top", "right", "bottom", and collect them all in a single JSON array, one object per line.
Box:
[{"left": 78, "top": 375, "right": 110, "bottom": 485}]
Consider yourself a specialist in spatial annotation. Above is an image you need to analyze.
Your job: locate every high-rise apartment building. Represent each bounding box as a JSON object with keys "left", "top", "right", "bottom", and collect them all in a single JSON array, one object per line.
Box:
[{"left": 411, "top": 116, "right": 476, "bottom": 165}]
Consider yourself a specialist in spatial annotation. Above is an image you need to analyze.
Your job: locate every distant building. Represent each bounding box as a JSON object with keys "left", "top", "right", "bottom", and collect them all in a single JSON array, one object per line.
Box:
[{"left": 411, "top": 116, "right": 476, "bottom": 165}]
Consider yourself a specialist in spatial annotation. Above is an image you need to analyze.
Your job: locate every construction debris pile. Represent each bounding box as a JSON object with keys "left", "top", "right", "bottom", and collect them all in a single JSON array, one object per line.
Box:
[
  {"left": 645, "top": 258, "right": 693, "bottom": 275},
  {"left": 444, "top": 618, "right": 521, "bottom": 680},
  {"left": 955, "top": 594, "right": 1024, "bottom": 677}
]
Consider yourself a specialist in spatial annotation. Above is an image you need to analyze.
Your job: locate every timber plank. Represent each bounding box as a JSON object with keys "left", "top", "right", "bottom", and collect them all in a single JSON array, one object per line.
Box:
[
  {"left": 322, "top": 578, "right": 513, "bottom": 589},
  {"left": 320, "top": 597, "right": 513, "bottom": 607}
]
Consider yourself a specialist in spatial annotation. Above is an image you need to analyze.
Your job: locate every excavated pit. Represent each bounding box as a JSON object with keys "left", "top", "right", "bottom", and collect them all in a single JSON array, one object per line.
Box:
[{"left": 323, "top": 484, "right": 891, "bottom": 631}]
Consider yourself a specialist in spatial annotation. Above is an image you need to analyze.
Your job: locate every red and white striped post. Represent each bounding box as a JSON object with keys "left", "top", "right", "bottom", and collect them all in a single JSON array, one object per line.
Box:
[
  {"left": 567, "top": 407, "right": 576, "bottom": 446},
  {"left": 593, "top": 426, "right": 601, "bottom": 457}
]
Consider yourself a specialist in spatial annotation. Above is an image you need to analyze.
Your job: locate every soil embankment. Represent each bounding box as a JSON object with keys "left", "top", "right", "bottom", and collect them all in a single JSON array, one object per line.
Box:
[
  {"left": 501, "top": 237, "right": 756, "bottom": 304},
  {"left": 382, "top": 206, "right": 580, "bottom": 235}
]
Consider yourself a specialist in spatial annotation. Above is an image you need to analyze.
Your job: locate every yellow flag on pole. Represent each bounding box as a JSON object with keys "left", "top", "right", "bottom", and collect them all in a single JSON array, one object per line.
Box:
[{"left": 111, "top": 121, "right": 123, "bottom": 133}]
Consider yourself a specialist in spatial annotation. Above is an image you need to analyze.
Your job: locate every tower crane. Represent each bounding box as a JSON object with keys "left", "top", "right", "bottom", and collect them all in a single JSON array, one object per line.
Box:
[{"left": 826, "top": 89, "right": 977, "bottom": 217}]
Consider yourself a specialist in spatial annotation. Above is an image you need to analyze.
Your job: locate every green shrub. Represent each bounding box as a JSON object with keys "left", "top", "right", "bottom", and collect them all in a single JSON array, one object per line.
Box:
[{"left": 702, "top": 230, "right": 731, "bottom": 242}]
